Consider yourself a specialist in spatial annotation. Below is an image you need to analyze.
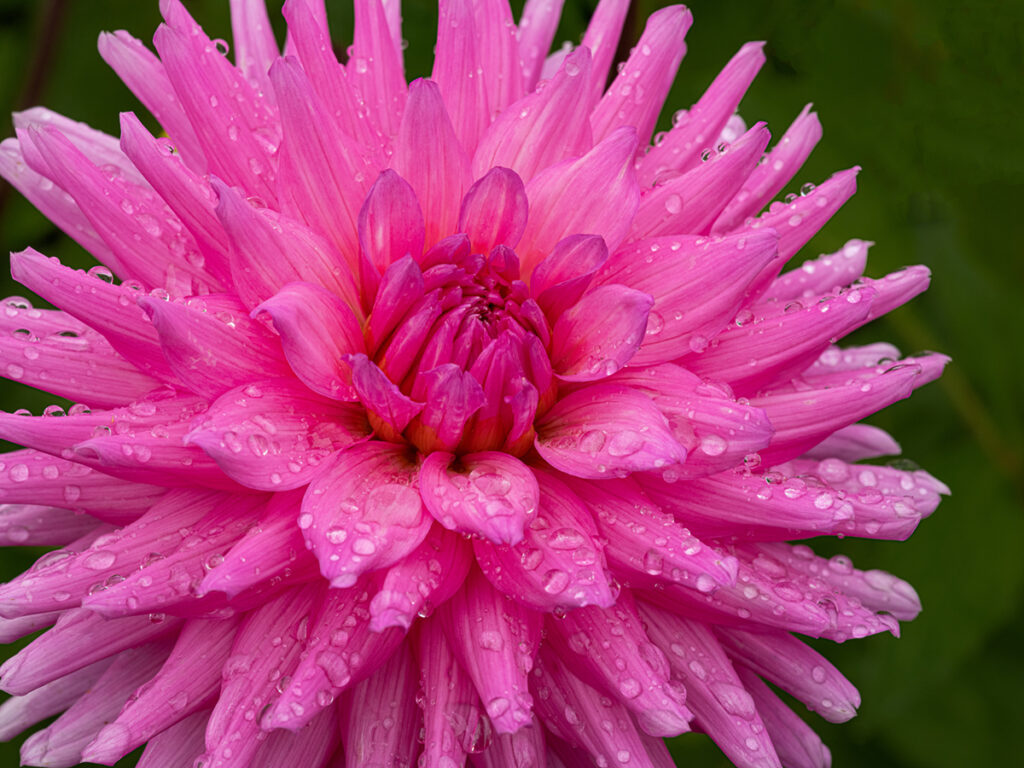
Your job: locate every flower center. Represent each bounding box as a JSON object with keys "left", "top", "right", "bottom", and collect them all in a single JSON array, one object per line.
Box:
[{"left": 369, "top": 240, "right": 557, "bottom": 457}]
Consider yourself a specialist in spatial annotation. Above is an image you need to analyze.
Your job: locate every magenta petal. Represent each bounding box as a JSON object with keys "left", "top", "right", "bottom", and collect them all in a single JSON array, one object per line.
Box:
[
  {"left": 349, "top": 0, "right": 407, "bottom": 139},
  {"left": 228, "top": 0, "right": 279, "bottom": 93},
  {"left": 458, "top": 167, "right": 529, "bottom": 253},
  {"left": 406, "top": 364, "right": 487, "bottom": 452},
  {"left": 805, "top": 423, "right": 902, "bottom": 461},
  {"left": 136, "top": 711, "right": 209, "bottom": 768},
  {"left": 639, "top": 602, "right": 782, "bottom": 768},
  {"left": 0, "top": 657, "right": 111, "bottom": 742},
  {"left": 545, "top": 591, "right": 690, "bottom": 736},
  {"left": 579, "top": 0, "right": 632, "bottom": 101},
  {"left": 531, "top": 234, "right": 610, "bottom": 321},
  {"left": 536, "top": 384, "right": 685, "bottom": 479},
  {"left": 348, "top": 353, "right": 424, "bottom": 435},
  {"left": 254, "top": 282, "right": 365, "bottom": 401},
  {"left": 473, "top": 470, "right": 615, "bottom": 612},
  {"left": 419, "top": 451, "right": 540, "bottom": 544},
  {"left": 366, "top": 255, "right": 426, "bottom": 354},
  {"left": 550, "top": 285, "right": 653, "bottom": 381},
  {"left": 368, "top": 524, "right": 473, "bottom": 631},
  {"left": 438, "top": 567, "right": 542, "bottom": 734},
  {"left": 187, "top": 378, "right": 368, "bottom": 491},
  {"left": 141, "top": 294, "right": 290, "bottom": 400},
  {"left": 0, "top": 505, "right": 98, "bottom": 548},
  {"left": 301, "top": 441, "right": 430, "bottom": 588}
]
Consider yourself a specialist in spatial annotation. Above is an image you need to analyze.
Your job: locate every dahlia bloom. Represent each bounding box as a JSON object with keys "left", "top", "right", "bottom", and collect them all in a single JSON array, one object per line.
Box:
[{"left": 0, "top": 0, "right": 948, "bottom": 766}]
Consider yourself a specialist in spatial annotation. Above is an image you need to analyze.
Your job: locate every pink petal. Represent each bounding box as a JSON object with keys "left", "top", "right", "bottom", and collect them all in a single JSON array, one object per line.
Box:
[
  {"left": 713, "top": 103, "right": 823, "bottom": 233},
  {"left": 359, "top": 170, "right": 426, "bottom": 278},
  {"left": 366, "top": 255, "right": 426, "bottom": 354},
  {"left": 348, "top": 353, "right": 424, "bottom": 436},
  {"left": 473, "top": 0, "right": 526, "bottom": 121},
  {"left": 630, "top": 122, "right": 770, "bottom": 239},
  {"left": 214, "top": 180, "right": 361, "bottom": 313},
  {"left": 804, "top": 423, "right": 902, "bottom": 461},
  {"left": 682, "top": 285, "right": 876, "bottom": 395},
  {"left": 762, "top": 238, "right": 870, "bottom": 302},
  {"left": 0, "top": 504, "right": 99, "bottom": 547},
  {"left": 228, "top": 0, "right": 279, "bottom": 93},
  {"left": 545, "top": 591, "right": 690, "bottom": 736},
  {"left": 438, "top": 567, "right": 542, "bottom": 734},
  {"left": 250, "top": 708, "right": 339, "bottom": 768},
  {"left": 97, "top": 30, "right": 206, "bottom": 167},
  {"left": 519, "top": 127, "right": 640, "bottom": 278},
  {"left": 254, "top": 282, "right": 365, "bottom": 401},
  {"left": 733, "top": 668, "right": 832, "bottom": 768},
  {"left": 155, "top": 1, "right": 278, "bottom": 203},
  {"left": 458, "top": 167, "right": 529, "bottom": 253},
  {"left": 141, "top": 294, "right": 290, "bottom": 400},
  {"left": 300, "top": 441, "right": 431, "bottom": 588},
  {"left": 562, "top": 475, "right": 737, "bottom": 592},
  {"left": 81, "top": 617, "right": 240, "bottom": 764},
  {"left": 9, "top": 248, "right": 178, "bottom": 384},
  {"left": 473, "top": 47, "right": 595, "bottom": 183},
  {"left": 0, "top": 609, "right": 182, "bottom": 695},
  {"left": 19, "top": 637, "right": 175, "bottom": 767},
  {"left": 593, "top": 230, "right": 779, "bottom": 367},
  {"left": 392, "top": 79, "right": 472, "bottom": 248},
  {"left": 639, "top": 602, "right": 782, "bottom": 768},
  {"left": 340, "top": 643, "right": 419, "bottom": 766},
  {"left": 590, "top": 6, "right": 692, "bottom": 147},
  {"left": 531, "top": 643, "right": 676, "bottom": 767},
  {"left": 187, "top": 378, "right": 369, "bottom": 492},
  {"left": 136, "top": 710, "right": 209, "bottom": 768},
  {"left": 550, "top": 285, "right": 653, "bottom": 381},
  {"left": 200, "top": 583, "right": 321, "bottom": 768},
  {"left": 419, "top": 451, "right": 540, "bottom": 544},
  {"left": 266, "top": 577, "right": 405, "bottom": 730},
  {"left": 0, "top": 449, "right": 166, "bottom": 525},
  {"left": 579, "top": 0, "right": 632, "bottom": 102},
  {"left": 638, "top": 41, "right": 765, "bottom": 186},
  {"left": 535, "top": 384, "right": 685, "bottom": 479},
  {"left": 531, "top": 234, "right": 609, "bottom": 321},
  {"left": 405, "top": 364, "right": 487, "bottom": 452},
  {"left": 414, "top": 616, "right": 488, "bottom": 765},
  {"left": 0, "top": 657, "right": 112, "bottom": 742},
  {"left": 474, "top": 725, "right": 547, "bottom": 768},
  {"left": 118, "top": 112, "right": 231, "bottom": 286},
  {"left": 432, "top": 0, "right": 491, "bottom": 153},
  {"left": 717, "top": 627, "right": 861, "bottom": 723},
  {"left": 368, "top": 524, "right": 473, "bottom": 631},
  {"left": 517, "top": 0, "right": 568, "bottom": 89},
  {"left": 349, "top": 0, "right": 408, "bottom": 139},
  {"left": 473, "top": 469, "right": 615, "bottom": 611}
]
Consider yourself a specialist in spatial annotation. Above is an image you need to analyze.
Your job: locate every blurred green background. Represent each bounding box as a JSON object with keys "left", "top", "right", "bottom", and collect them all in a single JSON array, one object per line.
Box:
[{"left": 0, "top": 0, "right": 1021, "bottom": 766}]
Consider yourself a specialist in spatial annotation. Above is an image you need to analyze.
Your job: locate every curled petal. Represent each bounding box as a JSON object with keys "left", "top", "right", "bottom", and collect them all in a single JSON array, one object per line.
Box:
[
  {"left": 301, "top": 441, "right": 431, "bottom": 588},
  {"left": 420, "top": 451, "right": 539, "bottom": 545},
  {"left": 359, "top": 169, "right": 426, "bottom": 275},
  {"left": 458, "top": 167, "right": 529, "bottom": 254},
  {"left": 536, "top": 384, "right": 685, "bottom": 479}
]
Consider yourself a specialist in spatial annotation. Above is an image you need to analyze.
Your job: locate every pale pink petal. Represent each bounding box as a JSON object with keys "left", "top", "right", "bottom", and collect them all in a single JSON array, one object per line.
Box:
[
  {"left": 359, "top": 169, "right": 426, "bottom": 277},
  {"left": 519, "top": 127, "right": 640, "bottom": 278},
  {"left": 473, "top": 469, "right": 615, "bottom": 611},
  {"left": 590, "top": 6, "right": 691, "bottom": 147},
  {"left": 432, "top": 0, "right": 491, "bottom": 153},
  {"left": 473, "top": 47, "right": 595, "bottom": 183},
  {"left": 420, "top": 451, "right": 539, "bottom": 544},
  {"left": 517, "top": 0, "right": 568, "bottom": 89},
  {"left": 535, "top": 384, "right": 685, "bottom": 479},
  {"left": 550, "top": 285, "right": 653, "bottom": 381},
  {"left": 716, "top": 627, "right": 860, "bottom": 723},
  {"left": 545, "top": 591, "right": 690, "bottom": 736},
  {"left": 186, "top": 378, "right": 370, "bottom": 492},
  {"left": 0, "top": 657, "right": 112, "bottom": 742},
  {"left": 349, "top": 0, "right": 408, "bottom": 139},
  {"left": 639, "top": 602, "right": 782, "bottom": 768},
  {"left": 369, "top": 524, "right": 473, "bottom": 631},
  {"left": 301, "top": 441, "right": 431, "bottom": 587},
  {"left": 593, "top": 230, "right": 779, "bottom": 367},
  {"left": 804, "top": 423, "right": 902, "bottom": 461},
  {"left": 136, "top": 710, "right": 209, "bottom": 768},
  {"left": 733, "top": 667, "right": 832, "bottom": 768},
  {"left": 713, "top": 104, "right": 823, "bottom": 233},
  {"left": 762, "top": 238, "right": 870, "bottom": 302},
  {"left": 81, "top": 616, "right": 240, "bottom": 764},
  {"left": 438, "top": 567, "right": 542, "bottom": 733},
  {"left": 579, "top": 0, "right": 631, "bottom": 102},
  {"left": 254, "top": 281, "right": 365, "bottom": 401},
  {"left": 229, "top": 0, "right": 279, "bottom": 93},
  {"left": 0, "top": 504, "right": 98, "bottom": 547}
]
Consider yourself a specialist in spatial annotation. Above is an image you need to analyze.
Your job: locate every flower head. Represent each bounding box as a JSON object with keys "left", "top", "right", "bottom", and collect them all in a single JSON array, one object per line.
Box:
[{"left": 0, "top": 1, "right": 948, "bottom": 767}]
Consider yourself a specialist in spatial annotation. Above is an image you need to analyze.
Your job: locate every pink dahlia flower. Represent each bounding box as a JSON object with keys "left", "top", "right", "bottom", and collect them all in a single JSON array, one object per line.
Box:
[{"left": 0, "top": 1, "right": 948, "bottom": 767}]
